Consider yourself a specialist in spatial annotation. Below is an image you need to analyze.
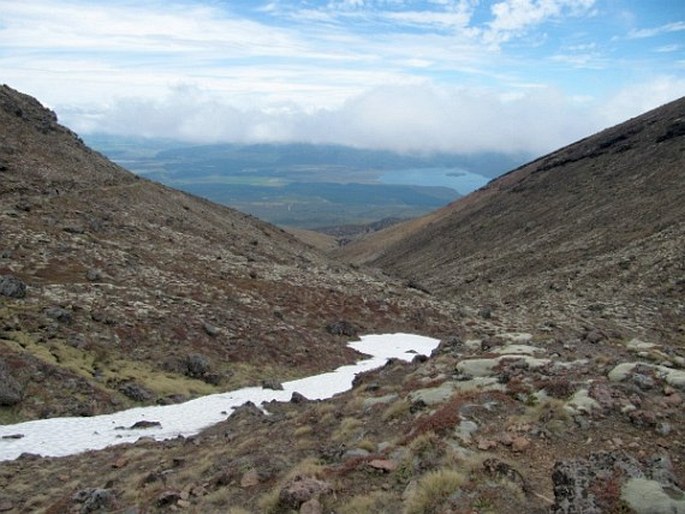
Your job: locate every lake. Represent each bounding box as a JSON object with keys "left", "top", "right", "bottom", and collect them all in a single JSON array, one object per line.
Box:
[{"left": 379, "top": 167, "right": 490, "bottom": 195}]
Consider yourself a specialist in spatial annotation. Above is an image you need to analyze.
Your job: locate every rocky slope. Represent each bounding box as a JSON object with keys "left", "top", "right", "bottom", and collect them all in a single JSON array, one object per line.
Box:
[
  {"left": 0, "top": 318, "right": 683, "bottom": 513},
  {"left": 0, "top": 87, "right": 683, "bottom": 513},
  {"left": 337, "top": 97, "right": 685, "bottom": 345},
  {"left": 0, "top": 85, "right": 457, "bottom": 422}
]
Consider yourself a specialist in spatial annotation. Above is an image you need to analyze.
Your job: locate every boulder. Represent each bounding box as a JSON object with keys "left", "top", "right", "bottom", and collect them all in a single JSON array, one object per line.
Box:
[
  {"left": 290, "top": 392, "right": 309, "bottom": 404},
  {"left": 0, "top": 360, "right": 23, "bottom": 406},
  {"left": 72, "top": 488, "right": 116, "bottom": 513},
  {"left": 156, "top": 490, "right": 181, "bottom": 507},
  {"left": 551, "top": 451, "right": 682, "bottom": 514},
  {"left": 278, "top": 475, "right": 332, "bottom": 509},
  {"left": 325, "top": 321, "right": 358, "bottom": 337},
  {"left": 118, "top": 382, "right": 153, "bottom": 402},
  {"left": 44, "top": 306, "right": 72, "bottom": 323},
  {"left": 185, "top": 353, "right": 210, "bottom": 378},
  {"left": 0, "top": 275, "right": 26, "bottom": 298},
  {"left": 85, "top": 269, "right": 103, "bottom": 282},
  {"left": 261, "top": 378, "right": 284, "bottom": 391}
]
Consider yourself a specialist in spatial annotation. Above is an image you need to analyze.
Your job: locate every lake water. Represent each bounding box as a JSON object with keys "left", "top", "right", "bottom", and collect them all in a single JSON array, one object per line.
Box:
[
  {"left": 379, "top": 168, "right": 490, "bottom": 195},
  {"left": 0, "top": 333, "right": 440, "bottom": 461}
]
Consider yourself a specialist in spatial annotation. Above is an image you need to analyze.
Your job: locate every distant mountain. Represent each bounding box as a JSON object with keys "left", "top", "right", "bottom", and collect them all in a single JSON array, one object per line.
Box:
[
  {"left": 338, "top": 96, "right": 685, "bottom": 341},
  {"left": 89, "top": 138, "right": 528, "bottom": 179}
]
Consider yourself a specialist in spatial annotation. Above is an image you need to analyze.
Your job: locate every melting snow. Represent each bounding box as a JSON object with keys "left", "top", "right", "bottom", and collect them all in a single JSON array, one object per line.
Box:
[{"left": 0, "top": 333, "right": 439, "bottom": 461}]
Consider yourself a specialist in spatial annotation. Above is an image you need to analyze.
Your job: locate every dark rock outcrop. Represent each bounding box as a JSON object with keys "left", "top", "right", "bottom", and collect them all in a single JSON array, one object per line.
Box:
[
  {"left": 0, "top": 360, "right": 23, "bottom": 406},
  {"left": 551, "top": 451, "right": 682, "bottom": 513},
  {"left": 0, "top": 275, "right": 26, "bottom": 299},
  {"left": 326, "top": 321, "right": 358, "bottom": 337}
]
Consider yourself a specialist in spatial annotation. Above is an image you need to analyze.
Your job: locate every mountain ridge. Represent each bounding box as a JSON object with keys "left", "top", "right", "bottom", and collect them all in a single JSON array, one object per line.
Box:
[{"left": 338, "top": 96, "right": 685, "bottom": 342}]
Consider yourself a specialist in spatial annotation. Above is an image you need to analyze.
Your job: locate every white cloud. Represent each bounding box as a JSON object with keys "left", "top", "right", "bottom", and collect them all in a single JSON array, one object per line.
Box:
[
  {"left": 628, "top": 21, "right": 685, "bottom": 39},
  {"left": 484, "top": 0, "right": 596, "bottom": 44},
  {"left": 598, "top": 76, "right": 685, "bottom": 126},
  {"left": 655, "top": 44, "right": 681, "bottom": 53},
  {"left": 2, "top": 0, "right": 684, "bottom": 159},
  {"left": 56, "top": 81, "right": 661, "bottom": 157}
]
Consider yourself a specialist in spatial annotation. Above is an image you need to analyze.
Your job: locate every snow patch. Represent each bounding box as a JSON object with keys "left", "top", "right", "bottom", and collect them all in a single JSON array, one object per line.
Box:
[{"left": 0, "top": 333, "right": 439, "bottom": 462}]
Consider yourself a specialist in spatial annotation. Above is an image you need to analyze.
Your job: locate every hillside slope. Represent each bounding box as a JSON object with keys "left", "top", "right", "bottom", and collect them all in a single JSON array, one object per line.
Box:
[
  {"left": 340, "top": 97, "right": 685, "bottom": 342},
  {"left": 0, "top": 85, "right": 456, "bottom": 421},
  {"left": 1, "top": 88, "right": 684, "bottom": 514}
]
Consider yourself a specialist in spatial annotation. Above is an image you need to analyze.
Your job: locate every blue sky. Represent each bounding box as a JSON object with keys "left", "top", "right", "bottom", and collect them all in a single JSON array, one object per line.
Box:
[{"left": 1, "top": 0, "right": 684, "bottom": 155}]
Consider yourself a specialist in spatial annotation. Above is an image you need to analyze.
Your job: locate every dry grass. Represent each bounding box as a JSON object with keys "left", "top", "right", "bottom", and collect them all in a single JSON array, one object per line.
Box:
[
  {"left": 404, "top": 468, "right": 467, "bottom": 514},
  {"left": 337, "top": 491, "right": 399, "bottom": 513},
  {"left": 382, "top": 398, "right": 411, "bottom": 422},
  {"left": 333, "top": 417, "right": 363, "bottom": 442},
  {"left": 293, "top": 425, "right": 313, "bottom": 437}
]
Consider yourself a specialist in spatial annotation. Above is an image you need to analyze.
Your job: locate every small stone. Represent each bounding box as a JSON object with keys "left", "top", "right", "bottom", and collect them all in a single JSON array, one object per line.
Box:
[
  {"left": 0, "top": 500, "right": 14, "bottom": 512},
  {"left": 156, "top": 491, "right": 181, "bottom": 507},
  {"left": 300, "top": 498, "right": 323, "bottom": 514},
  {"left": 368, "top": 459, "right": 398, "bottom": 472},
  {"left": 202, "top": 321, "right": 220, "bottom": 337},
  {"left": 128, "top": 420, "right": 161, "bottom": 430},
  {"left": 85, "top": 269, "right": 102, "bottom": 281},
  {"left": 656, "top": 422, "right": 672, "bottom": 436},
  {"left": 664, "top": 393, "right": 682, "bottom": 407},
  {"left": 290, "top": 392, "right": 308, "bottom": 404},
  {"left": 1, "top": 433, "right": 24, "bottom": 440},
  {"left": 476, "top": 438, "right": 498, "bottom": 450},
  {"left": 112, "top": 456, "right": 128, "bottom": 468},
  {"left": 584, "top": 329, "right": 605, "bottom": 344},
  {"left": 261, "top": 379, "right": 284, "bottom": 391},
  {"left": 512, "top": 436, "right": 531, "bottom": 452},
  {"left": 499, "top": 434, "right": 513, "bottom": 446},
  {"left": 44, "top": 306, "right": 72, "bottom": 323},
  {"left": 240, "top": 470, "right": 260, "bottom": 488},
  {"left": 177, "top": 499, "right": 191, "bottom": 509},
  {"left": 343, "top": 448, "right": 370, "bottom": 460},
  {"left": 63, "top": 224, "right": 85, "bottom": 234}
]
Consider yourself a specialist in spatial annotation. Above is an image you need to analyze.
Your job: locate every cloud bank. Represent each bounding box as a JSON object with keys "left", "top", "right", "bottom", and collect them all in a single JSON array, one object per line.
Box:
[
  {"left": 62, "top": 77, "right": 685, "bottom": 156},
  {"left": 3, "top": 0, "right": 684, "bottom": 156}
]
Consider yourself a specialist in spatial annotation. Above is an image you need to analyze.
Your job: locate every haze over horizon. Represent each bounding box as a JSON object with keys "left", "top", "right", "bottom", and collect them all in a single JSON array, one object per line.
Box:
[{"left": 1, "top": 0, "right": 684, "bottom": 156}]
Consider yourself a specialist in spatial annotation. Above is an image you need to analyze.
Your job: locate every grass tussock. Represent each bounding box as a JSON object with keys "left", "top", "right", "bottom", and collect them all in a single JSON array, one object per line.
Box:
[
  {"left": 404, "top": 468, "right": 467, "bottom": 514},
  {"left": 382, "top": 398, "right": 411, "bottom": 422},
  {"left": 333, "top": 417, "right": 363, "bottom": 442},
  {"left": 293, "top": 425, "right": 313, "bottom": 437},
  {"left": 337, "top": 491, "right": 399, "bottom": 513}
]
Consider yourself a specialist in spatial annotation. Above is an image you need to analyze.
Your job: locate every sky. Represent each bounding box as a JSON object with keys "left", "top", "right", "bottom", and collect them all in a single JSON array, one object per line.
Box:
[{"left": 1, "top": 0, "right": 684, "bottom": 156}]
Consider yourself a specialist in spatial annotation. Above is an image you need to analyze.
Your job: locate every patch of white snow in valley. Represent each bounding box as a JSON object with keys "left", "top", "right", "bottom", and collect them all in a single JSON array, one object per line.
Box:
[{"left": 0, "top": 333, "right": 439, "bottom": 461}]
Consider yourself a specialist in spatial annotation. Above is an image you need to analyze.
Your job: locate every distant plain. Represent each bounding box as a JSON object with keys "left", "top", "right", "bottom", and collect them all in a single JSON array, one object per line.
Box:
[{"left": 86, "top": 134, "right": 528, "bottom": 229}]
